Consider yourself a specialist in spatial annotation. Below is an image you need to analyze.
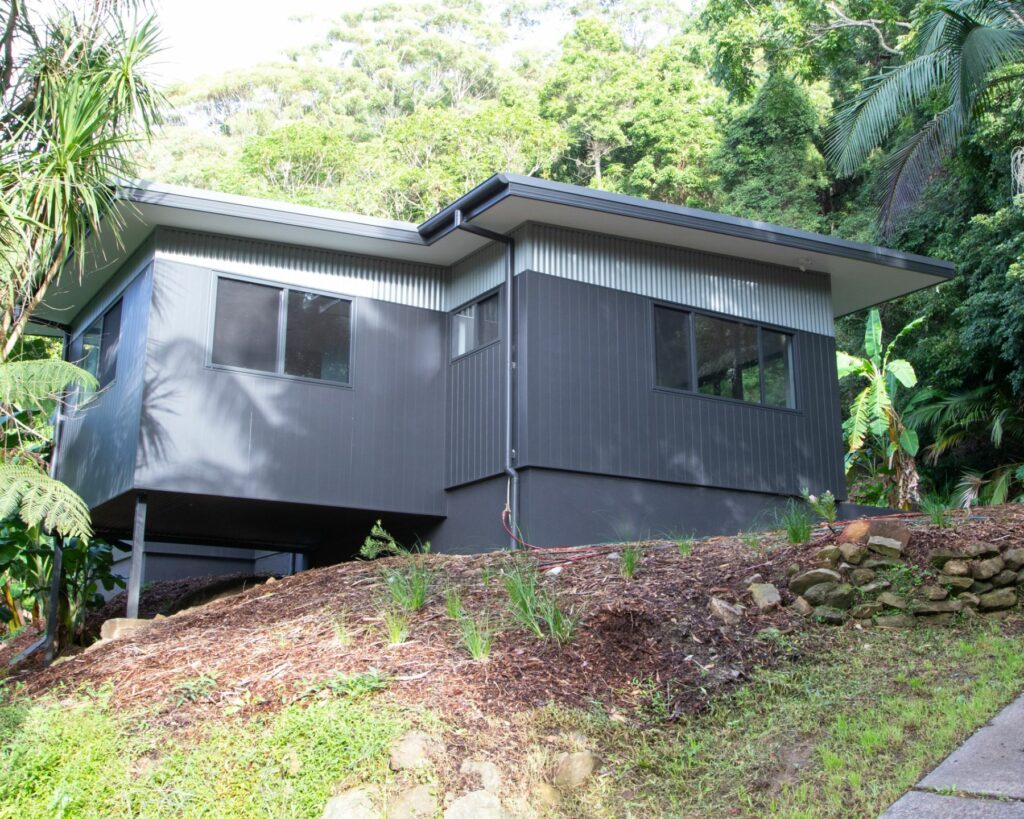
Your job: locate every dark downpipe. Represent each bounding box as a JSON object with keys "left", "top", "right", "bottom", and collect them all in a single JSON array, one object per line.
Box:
[
  {"left": 452, "top": 209, "right": 519, "bottom": 551},
  {"left": 44, "top": 330, "right": 71, "bottom": 664}
]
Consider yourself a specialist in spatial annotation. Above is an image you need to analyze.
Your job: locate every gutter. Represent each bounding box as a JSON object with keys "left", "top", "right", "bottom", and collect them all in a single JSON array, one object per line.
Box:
[{"left": 451, "top": 208, "right": 520, "bottom": 551}]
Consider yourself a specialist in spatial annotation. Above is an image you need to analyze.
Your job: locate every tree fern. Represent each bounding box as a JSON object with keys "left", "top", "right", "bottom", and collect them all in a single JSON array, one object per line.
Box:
[
  {"left": 0, "top": 463, "right": 92, "bottom": 540},
  {"left": 0, "top": 360, "right": 96, "bottom": 410}
]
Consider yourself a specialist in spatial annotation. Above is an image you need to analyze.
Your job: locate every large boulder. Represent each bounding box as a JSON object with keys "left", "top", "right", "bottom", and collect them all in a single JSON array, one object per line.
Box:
[
  {"left": 460, "top": 759, "right": 502, "bottom": 793},
  {"left": 979, "top": 588, "right": 1018, "bottom": 611},
  {"left": 748, "top": 583, "right": 781, "bottom": 611},
  {"left": 971, "top": 556, "right": 1005, "bottom": 580},
  {"left": 910, "top": 599, "right": 962, "bottom": 616},
  {"left": 389, "top": 785, "right": 436, "bottom": 819},
  {"left": 993, "top": 570, "right": 1019, "bottom": 588},
  {"left": 709, "top": 597, "right": 745, "bottom": 625},
  {"left": 100, "top": 618, "right": 150, "bottom": 641},
  {"left": 877, "top": 592, "right": 908, "bottom": 611},
  {"left": 867, "top": 536, "right": 904, "bottom": 559},
  {"left": 803, "top": 582, "right": 838, "bottom": 606},
  {"left": 824, "top": 583, "right": 855, "bottom": 610},
  {"left": 789, "top": 568, "right": 842, "bottom": 596},
  {"left": 839, "top": 541, "right": 868, "bottom": 565},
  {"left": 553, "top": 751, "right": 598, "bottom": 790},
  {"left": 963, "top": 541, "right": 1001, "bottom": 559},
  {"left": 1003, "top": 548, "right": 1024, "bottom": 572},
  {"left": 839, "top": 518, "right": 911, "bottom": 550},
  {"left": 444, "top": 791, "right": 507, "bottom": 819},
  {"left": 937, "top": 575, "right": 973, "bottom": 591},
  {"left": 942, "top": 559, "right": 971, "bottom": 577}
]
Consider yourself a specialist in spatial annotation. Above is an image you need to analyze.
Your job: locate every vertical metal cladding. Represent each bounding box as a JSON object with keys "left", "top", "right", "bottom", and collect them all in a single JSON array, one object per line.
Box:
[
  {"left": 156, "top": 228, "right": 447, "bottom": 310},
  {"left": 516, "top": 272, "right": 847, "bottom": 498},
  {"left": 519, "top": 223, "right": 835, "bottom": 337},
  {"left": 57, "top": 255, "right": 154, "bottom": 508}
]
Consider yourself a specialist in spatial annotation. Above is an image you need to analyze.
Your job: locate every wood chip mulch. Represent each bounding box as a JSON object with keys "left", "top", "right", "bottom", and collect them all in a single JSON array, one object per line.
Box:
[{"left": 7, "top": 505, "right": 1024, "bottom": 729}]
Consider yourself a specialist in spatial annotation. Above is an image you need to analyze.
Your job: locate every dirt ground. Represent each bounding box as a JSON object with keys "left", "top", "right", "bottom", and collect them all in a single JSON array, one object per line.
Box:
[{"left": 6, "top": 506, "right": 1024, "bottom": 731}]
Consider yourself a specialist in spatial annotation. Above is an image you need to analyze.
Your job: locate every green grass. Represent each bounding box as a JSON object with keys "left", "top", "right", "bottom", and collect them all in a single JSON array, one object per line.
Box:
[
  {"left": 777, "top": 500, "right": 814, "bottom": 544},
  {"left": 0, "top": 686, "right": 406, "bottom": 819},
  {"left": 620, "top": 544, "right": 642, "bottom": 579},
  {"left": 457, "top": 612, "right": 495, "bottom": 661},
  {"left": 502, "top": 558, "right": 577, "bottom": 643},
  {"left": 528, "top": 621, "right": 1024, "bottom": 818},
  {"left": 921, "top": 494, "right": 953, "bottom": 528},
  {"left": 443, "top": 585, "right": 465, "bottom": 620},
  {"left": 380, "top": 608, "right": 410, "bottom": 645},
  {"left": 381, "top": 560, "right": 433, "bottom": 612}
]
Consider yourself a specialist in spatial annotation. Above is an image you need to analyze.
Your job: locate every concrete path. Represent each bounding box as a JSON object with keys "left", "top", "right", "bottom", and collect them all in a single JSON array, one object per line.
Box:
[{"left": 881, "top": 694, "right": 1024, "bottom": 817}]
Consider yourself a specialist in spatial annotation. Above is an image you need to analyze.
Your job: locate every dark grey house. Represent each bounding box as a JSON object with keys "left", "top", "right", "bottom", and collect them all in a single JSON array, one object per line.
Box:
[{"left": 34, "top": 174, "right": 952, "bottom": 598}]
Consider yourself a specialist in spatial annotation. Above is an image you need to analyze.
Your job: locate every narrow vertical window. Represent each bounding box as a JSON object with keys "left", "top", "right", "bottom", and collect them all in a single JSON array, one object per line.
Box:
[
  {"left": 653, "top": 306, "right": 692, "bottom": 391},
  {"left": 78, "top": 297, "right": 123, "bottom": 400},
  {"left": 452, "top": 292, "right": 500, "bottom": 358},
  {"left": 762, "top": 329, "right": 795, "bottom": 408}
]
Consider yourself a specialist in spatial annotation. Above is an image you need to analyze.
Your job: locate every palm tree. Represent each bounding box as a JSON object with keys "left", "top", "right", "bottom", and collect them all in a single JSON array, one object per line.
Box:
[
  {"left": 0, "top": 1, "right": 163, "bottom": 539},
  {"left": 827, "top": 0, "right": 1024, "bottom": 235},
  {"left": 837, "top": 309, "right": 924, "bottom": 508}
]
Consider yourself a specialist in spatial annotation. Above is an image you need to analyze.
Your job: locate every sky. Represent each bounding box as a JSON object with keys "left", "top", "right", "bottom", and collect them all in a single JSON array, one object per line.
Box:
[{"left": 150, "top": 0, "right": 347, "bottom": 84}]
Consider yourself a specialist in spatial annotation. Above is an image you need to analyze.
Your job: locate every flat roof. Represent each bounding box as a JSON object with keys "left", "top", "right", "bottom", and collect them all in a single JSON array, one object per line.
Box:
[{"left": 36, "top": 174, "right": 953, "bottom": 328}]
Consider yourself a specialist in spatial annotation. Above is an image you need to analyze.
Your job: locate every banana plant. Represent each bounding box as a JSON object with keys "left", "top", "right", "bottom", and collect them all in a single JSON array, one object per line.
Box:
[{"left": 837, "top": 308, "right": 924, "bottom": 509}]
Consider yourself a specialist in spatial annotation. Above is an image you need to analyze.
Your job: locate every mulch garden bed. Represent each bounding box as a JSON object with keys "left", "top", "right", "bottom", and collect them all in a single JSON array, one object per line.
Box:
[{"left": 7, "top": 505, "right": 1024, "bottom": 730}]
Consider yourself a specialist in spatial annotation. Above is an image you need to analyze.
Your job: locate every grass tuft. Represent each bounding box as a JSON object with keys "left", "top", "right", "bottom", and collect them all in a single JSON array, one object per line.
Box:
[
  {"left": 382, "top": 560, "right": 433, "bottom": 612},
  {"left": 778, "top": 500, "right": 814, "bottom": 544},
  {"left": 502, "top": 558, "right": 578, "bottom": 644},
  {"left": 621, "top": 544, "right": 642, "bottom": 579},
  {"left": 444, "top": 585, "right": 465, "bottom": 620},
  {"left": 921, "top": 494, "right": 952, "bottom": 528},
  {"left": 458, "top": 612, "right": 495, "bottom": 661},
  {"left": 380, "top": 608, "right": 409, "bottom": 645}
]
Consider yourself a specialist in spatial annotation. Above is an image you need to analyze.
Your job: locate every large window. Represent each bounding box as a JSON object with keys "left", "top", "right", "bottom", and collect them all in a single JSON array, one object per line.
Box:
[
  {"left": 451, "top": 292, "right": 499, "bottom": 358},
  {"left": 80, "top": 298, "right": 122, "bottom": 392},
  {"left": 211, "top": 277, "right": 352, "bottom": 384},
  {"left": 654, "top": 305, "right": 795, "bottom": 409}
]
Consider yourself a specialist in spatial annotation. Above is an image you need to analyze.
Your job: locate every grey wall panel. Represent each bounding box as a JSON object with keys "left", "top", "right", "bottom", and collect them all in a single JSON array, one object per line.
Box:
[
  {"left": 446, "top": 340, "right": 505, "bottom": 487},
  {"left": 56, "top": 252, "right": 153, "bottom": 508},
  {"left": 136, "top": 258, "right": 446, "bottom": 515},
  {"left": 427, "top": 475, "right": 510, "bottom": 553},
  {"left": 517, "top": 468, "right": 803, "bottom": 547},
  {"left": 517, "top": 272, "right": 847, "bottom": 499},
  {"left": 157, "top": 228, "right": 447, "bottom": 311},
  {"left": 520, "top": 223, "right": 834, "bottom": 336}
]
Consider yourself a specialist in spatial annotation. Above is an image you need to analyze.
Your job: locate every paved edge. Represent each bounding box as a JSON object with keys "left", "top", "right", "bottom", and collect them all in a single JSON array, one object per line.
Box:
[{"left": 881, "top": 791, "right": 1024, "bottom": 818}]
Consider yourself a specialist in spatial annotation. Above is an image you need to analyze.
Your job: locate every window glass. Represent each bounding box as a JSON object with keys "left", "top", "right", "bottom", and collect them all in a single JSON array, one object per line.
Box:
[
  {"left": 285, "top": 291, "right": 351, "bottom": 382},
  {"left": 762, "top": 330, "right": 794, "bottom": 408},
  {"left": 80, "top": 320, "right": 102, "bottom": 381},
  {"left": 695, "top": 315, "right": 760, "bottom": 402},
  {"left": 452, "top": 293, "right": 499, "bottom": 357},
  {"left": 653, "top": 306, "right": 692, "bottom": 391},
  {"left": 212, "top": 278, "right": 280, "bottom": 372},
  {"left": 97, "top": 299, "right": 122, "bottom": 387}
]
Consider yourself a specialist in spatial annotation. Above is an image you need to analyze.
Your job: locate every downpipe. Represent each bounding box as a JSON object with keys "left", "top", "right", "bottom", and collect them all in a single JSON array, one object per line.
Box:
[{"left": 452, "top": 209, "right": 520, "bottom": 551}]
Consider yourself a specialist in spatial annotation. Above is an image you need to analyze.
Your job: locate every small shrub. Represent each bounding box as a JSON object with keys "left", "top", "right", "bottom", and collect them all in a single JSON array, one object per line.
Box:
[
  {"left": 802, "top": 488, "right": 838, "bottom": 529},
  {"left": 444, "top": 586, "right": 465, "bottom": 620},
  {"left": 173, "top": 672, "right": 219, "bottom": 705},
  {"left": 381, "top": 609, "right": 409, "bottom": 645},
  {"left": 778, "top": 500, "right": 813, "bottom": 545},
  {"left": 458, "top": 613, "right": 495, "bottom": 661},
  {"left": 921, "top": 494, "right": 952, "bottom": 528},
  {"left": 621, "top": 544, "right": 642, "bottom": 579}
]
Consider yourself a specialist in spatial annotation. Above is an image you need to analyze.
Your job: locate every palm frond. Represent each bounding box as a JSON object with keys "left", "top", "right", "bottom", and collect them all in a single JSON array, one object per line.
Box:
[{"left": 0, "top": 463, "right": 91, "bottom": 540}]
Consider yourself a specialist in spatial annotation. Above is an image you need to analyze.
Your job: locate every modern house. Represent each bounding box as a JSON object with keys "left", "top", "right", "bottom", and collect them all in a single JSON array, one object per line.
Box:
[{"left": 34, "top": 174, "right": 952, "bottom": 603}]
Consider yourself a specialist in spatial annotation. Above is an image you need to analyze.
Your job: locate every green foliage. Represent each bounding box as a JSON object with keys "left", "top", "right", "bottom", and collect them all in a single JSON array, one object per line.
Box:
[
  {"left": 620, "top": 544, "right": 643, "bottom": 579},
  {"left": 777, "top": 501, "right": 814, "bottom": 544},
  {"left": 172, "top": 673, "right": 220, "bottom": 706},
  {"left": 382, "top": 562, "right": 434, "bottom": 612},
  {"left": 444, "top": 585, "right": 466, "bottom": 620},
  {"left": 920, "top": 494, "right": 953, "bottom": 526},
  {"left": 380, "top": 608, "right": 410, "bottom": 646},
  {"left": 300, "top": 670, "right": 391, "bottom": 700},
  {"left": 674, "top": 534, "right": 696, "bottom": 557},
  {"left": 501, "top": 558, "right": 577, "bottom": 643},
  {"left": 802, "top": 488, "right": 838, "bottom": 526},
  {"left": 457, "top": 611, "right": 495, "bottom": 661}
]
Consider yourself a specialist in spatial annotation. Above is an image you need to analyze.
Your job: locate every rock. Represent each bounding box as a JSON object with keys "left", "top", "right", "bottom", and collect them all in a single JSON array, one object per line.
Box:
[
  {"left": 877, "top": 592, "right": 908, "bottom": 610},
  {"left": 99, "top": 618, "right": 150, "bottom": 641},
  {"left": 871, "top": 519, "right": 912, "bottom": 549},
  {"left": 942, "top": 559, "right": 971, "bottom": 577},
  {"left": 790, "top": 596, "right": 813, "bottom": 616},
  {"left": 748, "top": 583, "right": 781, "bottom": 611},
  {"left": 984, "top": 609, "right": 1014, "bottom": 621},
  {"left": 972, "top": 556, "right": 1004, "bottom": 580},
  {"left": 859, "top": 579, "right": 892, "bottom": 595},
  {"left": 83, "top": 638, "right": 112, "bottom": 654},
  {"left": 971, "top": 580, "right": 995, "bottom": 594},
  {"left": 743, "top": 573, "right": 764, "bottom": 585},
  {"left": 553, "top": 751, "right": 598, "bottom": 790},
  {"left": 910, "top": 599, "right": 962, "bottom": 615},
  {"left": 963, "top": 540, "right": 1001, "bottom": 559},
  {"left": 917, "top": 613, "right": 954, "bottom": 626},
  {"left": 862, "top": 557, "right": 903, "bottom": 570},
  {"left": 815, "top": 546, "right": 841, "bottom": 567},
  {"left": 993, "top": 570, "right": 1019, "bottom": 588},
  {"left": 443, "top": 791, "right": 507, "bottom": 819},
  {"left": 875, "top": 614, "right": 915, "bottom": 629},
  {"left": 709, "top": 596, "right": 745, "bottom": 625},
  {"left": 867, "top": 535, "right": 904, "bottom": 558},
  {"left": 838, "top": 519, "right": 873, "bottom": 544},
  {"left": 323, "top": 787, "right": 378, "bottom": 819},
  {"left": 803, "top": 582, "right": 838, "bottom": 606},
  {"left": 789, "top": 568, "right": 842, "bottom": 596},
  {"left": 460, "top": 759, "right": 502, "bottom": 793},
  {"left": 839, "top": 541, "right": 868, "bottom": 565},
  {"left": 850, "top": 568, "right": 876, "bottom": 587},
  {"left": 958, "top": 592, "right": 981, "bottom": 608},
  {"left": 979, "top": 587, "right": 1018, "bottom": 611},
  {"left": 919, "top": 585, "right": 948, "bottom": 601},
  {"left": 531, "top": 783, "right": 561, "bottom": 808},
  {"left": 824, "top": 583, "right": 855, "bottom": 610},
  {"left": 851, "top": 601, "right": 882, "bottom": 619},
  {"left": 928, "top": 549, "right": 965, "bottom": 569},
  {"left": 1003, "top": 548, "right": 1024, "bottom": 572},
  {"left": 389, "top": 785, "right": 437, "bottom": 819},
  {"left": 389, "top": 731, "right": 444, "bottom": 771},
  {"left": 812, "top": 606, "right": 846, "bottom": 625},
  {"left": 937, "top": 575, "right": 974, "bottom": 591},
  {"left": 785, "top": 563, "right": 801, "bottom": 577}
]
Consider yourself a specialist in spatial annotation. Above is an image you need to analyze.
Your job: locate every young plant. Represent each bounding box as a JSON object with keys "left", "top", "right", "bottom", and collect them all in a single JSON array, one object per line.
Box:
[
  {"left": 383, "top": 561, "right": 433, "bottom": 612},
  {"left": 777, "top": 501, "right": 813, "bottom": 545},
  {"left": 620, "top": 544, "right": 642, "bottom": 579},
  {"left": 502, "top": 559, "right": 544, "bottom": 638},
  {"left": 674, "top": 534, "right": 696, "bottom": 557},
  {"left": 381, "top": 608, "right": 409, "bottom": 645},
  {"left": 921, "top": 494, "right": 951, "bottom": 528},
  {"left": 739, "top": 531, "right": 762, "bottom": 550},
  {"left": 458, "top": 612, "right": 495, "bottom": 661},
  {"left": 444, "top": 585, "right": 465, "bottom": 620},
  {"left": 537, "top": 593, "right": 579, "bottom": 645},
  {"left": 802, "top": 488, "right": 838, "bottom": 531},
  {"left": 172, "top": 672, "right": 220, "bottom": 705}
]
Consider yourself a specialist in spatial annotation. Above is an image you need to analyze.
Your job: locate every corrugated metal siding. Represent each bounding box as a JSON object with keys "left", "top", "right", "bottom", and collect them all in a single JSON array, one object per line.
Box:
[
  {"left": 156, "top": 228, "right": 447, "bottom": 311},
  {"left": 517, "top": 272, "right": 846, "bottom": 497},
  {"left": 135, "top": 258, "right": 447, "bottom": 515},
  {"left": 519, "top": 223, "right": 834, "bottom": 337},
  {"left": 446, "top": 341, "right": 505, "bottom": 487},
  {"left": 446, "top": 242, "right": 505, "bottom": 311},
  {"left": 57, "top": 257, "right": 153, "bottom": 507}
]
